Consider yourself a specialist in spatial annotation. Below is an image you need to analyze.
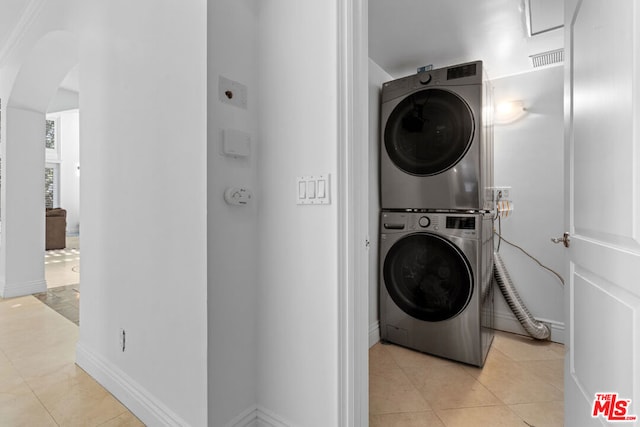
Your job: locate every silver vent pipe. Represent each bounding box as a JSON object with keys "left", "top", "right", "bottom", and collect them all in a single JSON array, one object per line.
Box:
[{"left": 493, "top": 252, "right": 551, "bottom": 340}]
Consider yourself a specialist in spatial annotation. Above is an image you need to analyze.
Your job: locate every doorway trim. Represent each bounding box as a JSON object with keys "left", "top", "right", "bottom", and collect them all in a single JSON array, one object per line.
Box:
[{"left": 337, "top": 0, "right": 369, "bottom": 425}]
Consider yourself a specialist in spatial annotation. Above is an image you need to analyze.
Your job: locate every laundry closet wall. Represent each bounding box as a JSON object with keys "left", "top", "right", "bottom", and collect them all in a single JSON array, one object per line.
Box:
[{"left": 492, "top": 65, "right": 565, "bottom": 343}]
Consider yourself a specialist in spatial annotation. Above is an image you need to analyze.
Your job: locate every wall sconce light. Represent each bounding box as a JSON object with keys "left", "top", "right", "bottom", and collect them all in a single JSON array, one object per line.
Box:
[{"left": 495, "top": 100, "right": 526, "bottom": 124}]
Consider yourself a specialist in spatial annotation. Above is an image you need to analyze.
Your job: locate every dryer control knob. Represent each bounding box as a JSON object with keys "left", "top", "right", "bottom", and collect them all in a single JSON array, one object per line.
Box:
[
  {"left": 419, "top": 73, "right": 432, "bottom": 85},
  {"left": 418, "top": 216, "right": 430, "bottom": 228}
]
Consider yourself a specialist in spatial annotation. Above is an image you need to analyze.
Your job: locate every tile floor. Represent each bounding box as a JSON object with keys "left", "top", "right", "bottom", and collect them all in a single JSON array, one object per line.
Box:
[
  {"left": 4, "top": 235, "right": 564, "bottom": 426},
  {"left": 370, "top": 331, "right": 565, "bottom": 427},
  {"left": 0, "top": 295, "right": 143, "bottom": 426},
  {"left": 0, "top": 235, "right": 143, "bottom": 426}
]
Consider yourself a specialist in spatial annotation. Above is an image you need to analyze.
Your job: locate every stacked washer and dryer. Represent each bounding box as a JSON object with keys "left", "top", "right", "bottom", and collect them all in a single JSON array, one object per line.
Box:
[{"left": 379, "top": 61, "right": 495, "bottom": 367}]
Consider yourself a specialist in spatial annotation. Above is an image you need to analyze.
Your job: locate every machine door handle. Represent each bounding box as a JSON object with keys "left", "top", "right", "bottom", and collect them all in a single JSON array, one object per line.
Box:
[{"left": 551, "top": 232, "right": 570, "bottom": 248}]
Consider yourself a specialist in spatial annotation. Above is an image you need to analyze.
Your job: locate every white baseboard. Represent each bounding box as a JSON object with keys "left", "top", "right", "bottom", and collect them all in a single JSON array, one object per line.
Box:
[
  {"left": 75, "top": 343, "right": 191, "bottom": 427},
  {"left": 226, "top": 405, "right": 292, "bottom": 427},
  {"left": 225, "top": 406, "right": 258, "bottom": 427},
  {"left": 493, "top": 310, "right": 565, "bottom": 344},
  {"left": 0, "top": 278, "right": 46, "bottom": 298},
  {"left": 256, "top": 406, "right": 292, "bottom": 427},
  {"left": 369, "top": 321, "right": 380, "bottom": 348}
]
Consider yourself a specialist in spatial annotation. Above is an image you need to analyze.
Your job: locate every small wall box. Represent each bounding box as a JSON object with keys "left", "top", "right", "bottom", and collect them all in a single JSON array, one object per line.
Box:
[{"left": 222, "top": 129, "right": 251, "bottom": 158}]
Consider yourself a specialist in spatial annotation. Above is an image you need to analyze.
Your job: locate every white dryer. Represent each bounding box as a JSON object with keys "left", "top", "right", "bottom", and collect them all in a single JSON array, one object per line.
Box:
[
  {"left": 380, "top": 61, "right": 494, "bottom": 211},
  {"left": 379, "top": 211, "right": 494, "bottom": 367}
]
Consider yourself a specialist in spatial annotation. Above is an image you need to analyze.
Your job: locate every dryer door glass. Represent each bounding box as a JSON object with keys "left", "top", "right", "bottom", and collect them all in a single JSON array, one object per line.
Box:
[
  {"left": 384, "top": 88, "right": 474, "bottom": 176},
  {"left": 383, "top": 233, "right": 473, "bottom": 322}
]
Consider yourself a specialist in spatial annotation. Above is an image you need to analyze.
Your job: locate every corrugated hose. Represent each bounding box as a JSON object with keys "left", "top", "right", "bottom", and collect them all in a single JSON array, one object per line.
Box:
[{"left": 493, "top": 251, "right": 551, "bottom": 340}]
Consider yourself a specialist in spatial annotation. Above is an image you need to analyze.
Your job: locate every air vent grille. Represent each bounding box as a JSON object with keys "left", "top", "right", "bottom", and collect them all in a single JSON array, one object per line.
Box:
[{"left": 530, "top": 48, "right": 564, "bottom": 68}]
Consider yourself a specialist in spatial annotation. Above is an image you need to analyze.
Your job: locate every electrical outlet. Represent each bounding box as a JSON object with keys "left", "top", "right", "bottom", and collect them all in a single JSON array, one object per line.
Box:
[
  {"left": 119, "top": 328, "right": 126, "bottom": 352},
  {"left": 492, "top": 186, "right": 512, "bottom": 201}
]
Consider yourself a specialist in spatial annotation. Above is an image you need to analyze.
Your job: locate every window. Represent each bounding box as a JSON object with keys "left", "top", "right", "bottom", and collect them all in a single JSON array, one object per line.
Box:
[
  {"left": 45, "top": 119, "right": 56, "bottom": 149},
  {"left": 45, "top": 163, "right": 60, "bottom": 209},
  {"left": 45, "top": 116, "right": 61, "bottom": 161}
]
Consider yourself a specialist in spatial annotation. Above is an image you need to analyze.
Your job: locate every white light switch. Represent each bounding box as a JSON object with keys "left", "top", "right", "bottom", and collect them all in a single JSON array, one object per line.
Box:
[
  {"left": 308, "top": 181, "right": 316, "bottom": 199},
  {"left": 298, "top": 181, "right": 307, "bottom": 198},
  {"left": 317, "top": 179, "right": 326, "bottom": 198},
  {"left": 296, "top": 174, "right": 330, "bottom": 205}
]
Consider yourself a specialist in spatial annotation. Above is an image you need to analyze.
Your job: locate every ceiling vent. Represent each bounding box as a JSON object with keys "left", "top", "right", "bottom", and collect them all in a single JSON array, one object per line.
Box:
[{"left": 530, "top": 48, "right": 564, "bottom": 68}]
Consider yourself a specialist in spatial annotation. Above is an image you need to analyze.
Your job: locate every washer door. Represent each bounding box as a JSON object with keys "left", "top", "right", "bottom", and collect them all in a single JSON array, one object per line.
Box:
[
  {"left": 383, "top": 233, "right": 473, "bottom": 322},
  {"left": 384, "top": 88, "right": 474, "bottom": 176}
]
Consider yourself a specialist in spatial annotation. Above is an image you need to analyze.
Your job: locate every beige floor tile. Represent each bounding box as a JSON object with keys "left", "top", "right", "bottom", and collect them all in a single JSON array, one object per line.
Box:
[
  {"left": 384, "top": 343, "right": 461, "bottom": 371},
  {"left": 32, "top": 364, "right": 128, "bottom": 426},
  {"left": 370, "top": 343, "right": 402, "bottom": 375},
  {"left": 370, "top": 365, "right": 431, "bottom": 414},
  {"left": 404, "top": 364, "right": 501, "bottom": 410},
  {"left": 517, "top": 358, "right": 564, "bottom": 392},
  {"left": 509, "top": 401, "right": 564, "bottom": 427},
  {"left": 462, "top": 347, "right": 512, "bottom": 379},
  {"left": 370, "top": 411, "right": 445, "bottom": 427},
  {"left": 435, "top": 405, "right": 525, "bottom": 427},
  {"left": 98, "top": 411, "right": 146, "bottom": 427},
  {"left": 0, "top": 383, "right": 58, "bottom": 427},
  {"left": 492, "top": 331, "right": 564, "bottom": 362},
  {"left": 471, "top": 357, "right": 563, "bottom": 405}
]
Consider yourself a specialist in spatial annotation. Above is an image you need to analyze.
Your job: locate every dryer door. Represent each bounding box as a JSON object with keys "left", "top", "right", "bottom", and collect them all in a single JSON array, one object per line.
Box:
[
  {"left": 383, "top": 233, "right": 473, "bottom": 322},
  {"left": 384, "top": 88, "right": 474, "bottom": 176}
]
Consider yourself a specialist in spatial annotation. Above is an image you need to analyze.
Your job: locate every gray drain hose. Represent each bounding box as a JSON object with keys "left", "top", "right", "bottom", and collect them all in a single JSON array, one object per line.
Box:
[{"left": 493, "top": 252, "right": 551, "bottom": 340}]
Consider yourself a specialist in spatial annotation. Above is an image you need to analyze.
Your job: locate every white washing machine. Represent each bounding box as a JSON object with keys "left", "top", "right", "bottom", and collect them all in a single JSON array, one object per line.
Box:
[
  {"left": 379, "top": 211, "right": 494, "bottom": 367},
  {"left": 380, "top": 61, "right": 494, "bottom": 211}
]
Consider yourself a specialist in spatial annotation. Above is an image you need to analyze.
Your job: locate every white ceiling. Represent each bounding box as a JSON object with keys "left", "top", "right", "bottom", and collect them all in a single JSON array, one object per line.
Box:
[
  {"left": 0, "top": 0, "right": 30, "bottom": 59},
  {"left": 1, "top": 1, "right": 562, "bottom": 91},
  {"left": 369, "top": 0, "right": 564, "bottom": 79}
]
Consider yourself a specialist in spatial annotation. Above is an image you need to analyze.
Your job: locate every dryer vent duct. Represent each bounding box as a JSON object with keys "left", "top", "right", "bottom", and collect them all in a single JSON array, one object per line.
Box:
[
  {"left": 493, "top": 252, "right": 551, "bottom": 340},
  {"left": 530, "top": 48, "right": 564, "bottom": 68}
]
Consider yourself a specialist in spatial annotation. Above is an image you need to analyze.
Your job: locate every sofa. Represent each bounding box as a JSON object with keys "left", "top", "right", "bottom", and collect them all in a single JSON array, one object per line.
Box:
[{"left": 46, "top": 208, "right": 67, "bottom": 250}]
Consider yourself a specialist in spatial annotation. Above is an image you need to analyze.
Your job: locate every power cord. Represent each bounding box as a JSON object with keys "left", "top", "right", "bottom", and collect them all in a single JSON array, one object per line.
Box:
[
  {"left": 492, "top": 193, "right": 564, "bottom": 286},
  {"left": 494, "top": 230, "right": 565, "bottom": 286}
]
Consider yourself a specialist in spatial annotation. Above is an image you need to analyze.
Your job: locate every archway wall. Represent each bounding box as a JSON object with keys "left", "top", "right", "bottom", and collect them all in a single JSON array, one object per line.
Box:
[
  {"left": 0, "top": 0, "right": 79, "bottom": 297},
  {"left": 1, "top": 1, "right": 208, "bottom": 426}
]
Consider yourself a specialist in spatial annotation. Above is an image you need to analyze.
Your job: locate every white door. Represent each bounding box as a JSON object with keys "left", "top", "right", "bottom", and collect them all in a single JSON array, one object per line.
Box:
[{"left": 564, "top": 0, "right": 640, "bottom": 425}]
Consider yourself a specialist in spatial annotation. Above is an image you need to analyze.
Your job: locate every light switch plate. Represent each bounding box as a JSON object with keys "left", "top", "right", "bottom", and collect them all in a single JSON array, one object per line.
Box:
[{"left": 297, "top": 174, "right": 330, "bottom": 205}]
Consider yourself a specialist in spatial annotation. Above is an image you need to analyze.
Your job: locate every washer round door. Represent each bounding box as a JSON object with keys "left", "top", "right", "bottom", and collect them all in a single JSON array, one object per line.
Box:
[
  {"left": 383, "top": 233, "right": 473, "bottom": 322},
  {"left": 384, "top": 88, "right": 475, "bottom": 176}
]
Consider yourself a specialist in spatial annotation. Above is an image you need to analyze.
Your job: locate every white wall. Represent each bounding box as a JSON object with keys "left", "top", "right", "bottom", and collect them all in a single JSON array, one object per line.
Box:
[
  {"left": 257, "top": 1, "right": 339, "bottom": 425},
  {"left": 492, "top": 66, "right": 565, "bottom": 342},
  {"left": 48, "top": 87, "right": 79, "bottom": 113},
  {"left": 207, "top": 1, "right": 259, "bottom": 425},
  {"left": 58, "top": 109, "right": 79, "bottom": 235},
  {"left": 367, "top": 59, "right": 391, "bottom": 348},
  {"left": 76, "top": 1, "right": 208, "bottom": 426}
]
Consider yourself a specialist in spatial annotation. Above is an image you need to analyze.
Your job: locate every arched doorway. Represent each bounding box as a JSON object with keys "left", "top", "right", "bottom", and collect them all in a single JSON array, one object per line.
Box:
[{"left": 0, "top": 30, "right": 79, "bottom": 298}]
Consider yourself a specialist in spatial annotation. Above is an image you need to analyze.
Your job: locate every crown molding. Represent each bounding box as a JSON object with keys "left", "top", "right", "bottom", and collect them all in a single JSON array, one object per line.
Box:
[{"left": 0, "top": 0, "right": 47, "bottom": 67}]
